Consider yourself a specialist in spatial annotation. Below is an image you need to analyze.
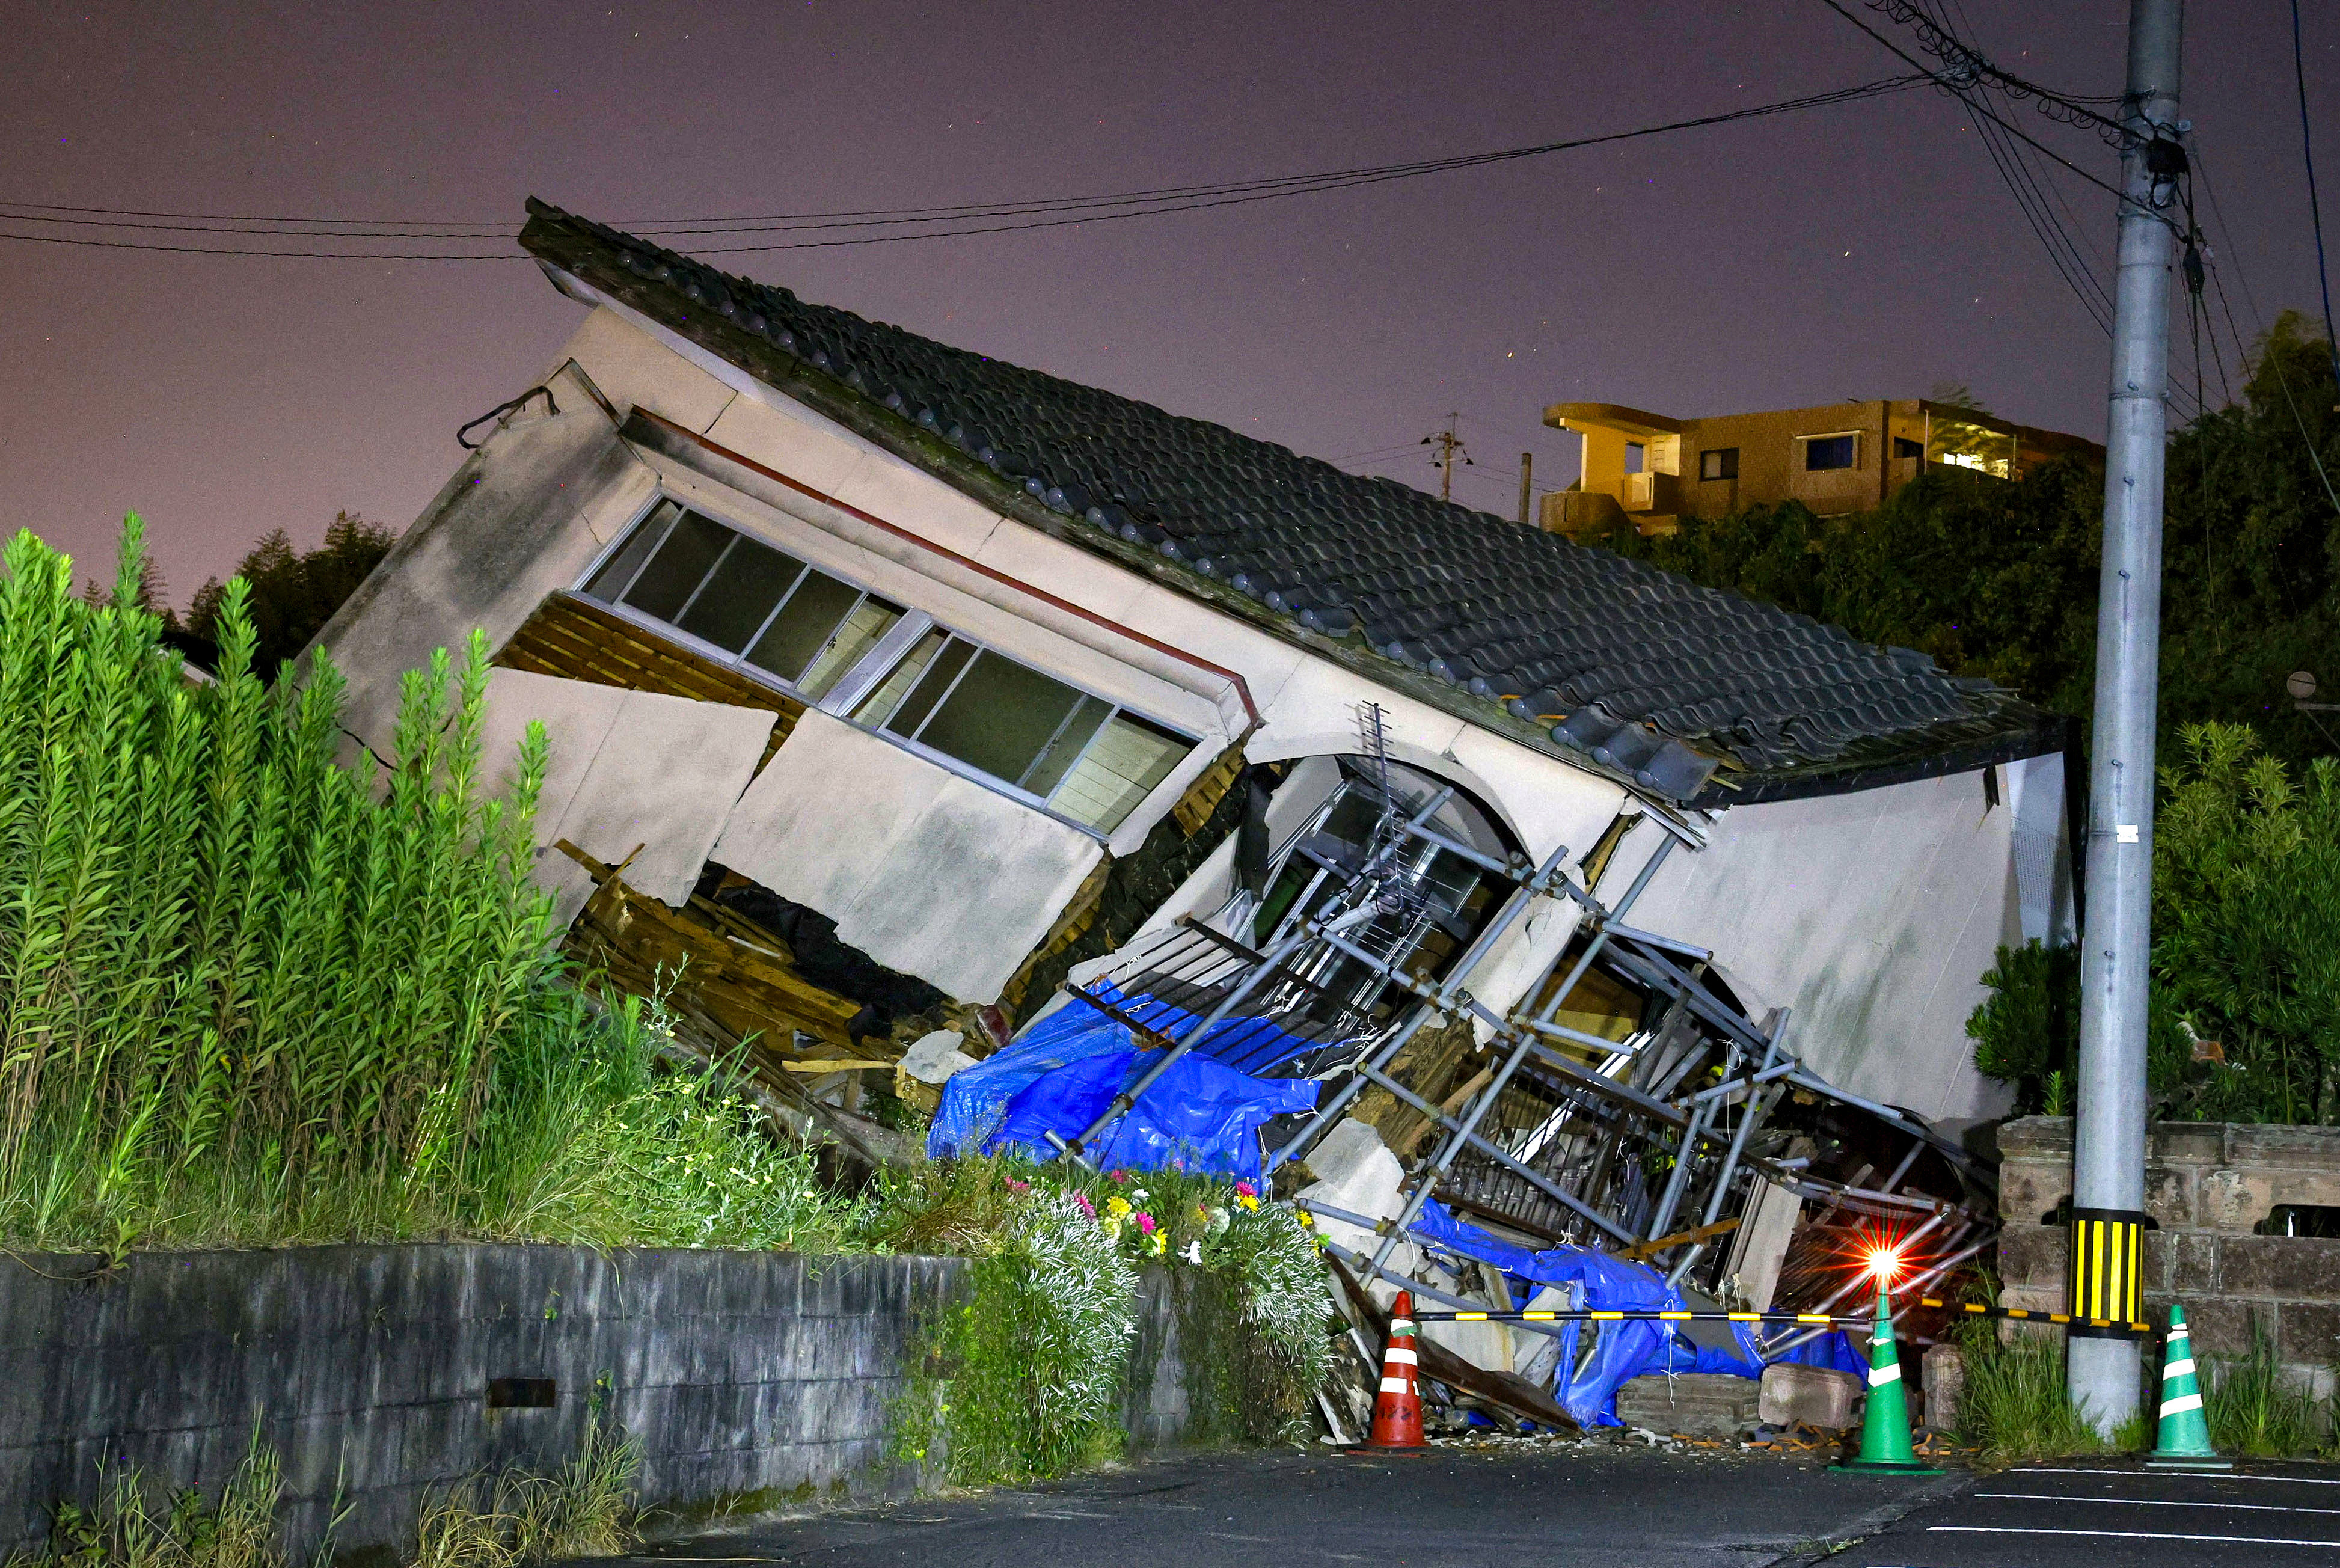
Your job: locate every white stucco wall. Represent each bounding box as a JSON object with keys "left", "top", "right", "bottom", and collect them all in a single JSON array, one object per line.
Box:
[
  {"left": 712, "top": 711, "right": 1106, "bottom": 1001},
  {"left": 314, "top": 366, "right": 660, "bottom": 753},
  {"left": 1612, "top": 767, "right": 2041, "bottom": 1133},
  {"left": 476, "top": 668, "right": 774, "bottom": 926}
]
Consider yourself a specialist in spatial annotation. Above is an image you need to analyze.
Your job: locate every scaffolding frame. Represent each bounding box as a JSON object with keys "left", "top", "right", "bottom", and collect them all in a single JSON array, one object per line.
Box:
[{"left": 1035, "top": 751, "right": 1995, "bottom": 1355}]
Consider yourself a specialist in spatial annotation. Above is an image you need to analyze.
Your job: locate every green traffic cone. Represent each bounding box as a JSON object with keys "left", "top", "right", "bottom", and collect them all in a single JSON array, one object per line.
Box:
[
  {"left": 1834, "top": 1279, "right": 1943, "bottom": 1475},
  {"left": 2146, "top": 1302, "right": 2231, "bottom": 1470}
]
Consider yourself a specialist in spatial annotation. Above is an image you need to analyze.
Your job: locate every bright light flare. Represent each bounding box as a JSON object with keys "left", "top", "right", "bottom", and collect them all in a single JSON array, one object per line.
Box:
[{"left": 1834, "top": 1220, "right": 1927, "bottom": 1293}]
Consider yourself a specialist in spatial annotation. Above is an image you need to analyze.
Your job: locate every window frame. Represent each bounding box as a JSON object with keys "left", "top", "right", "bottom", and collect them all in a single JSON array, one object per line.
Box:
[
  {"left": 1697, "top": 446, "right": 1739, "bottom": 482},
  {"left": 1799, "top": 431, "right": 1862, "bottom": 473},
  {"left": 851, "top": 625, "right": 1197, "bottom": 831},
  {"left": 571, "top": 491, "right": 1201, "bottom": 839}
]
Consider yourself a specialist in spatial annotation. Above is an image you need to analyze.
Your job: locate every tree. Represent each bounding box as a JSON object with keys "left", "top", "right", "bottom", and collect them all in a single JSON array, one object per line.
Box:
[
  {"left": 1591, "top": 310, "right": 2340, "bottom": 768},
  {"left": 188, "top": 510, "right": 394, "bottom": 680}
]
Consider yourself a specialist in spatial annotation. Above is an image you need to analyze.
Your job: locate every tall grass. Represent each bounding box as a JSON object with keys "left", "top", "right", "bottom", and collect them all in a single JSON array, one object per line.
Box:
[
  {"left": 34, "top": 1425, "right": 285, "bottom": 1568},
  {"left": 2205, "top": 1326, "right": 2325, "bottom": 1457},
  {"left": 1953, "top": 1320, "right": 2110, "bottom": 1462},
  {"left": 18, "top": 1414, "right": 639, "bottom": 1568},
  {"left": 0, "top": 519, "right": 844, "bottom": 1254}
]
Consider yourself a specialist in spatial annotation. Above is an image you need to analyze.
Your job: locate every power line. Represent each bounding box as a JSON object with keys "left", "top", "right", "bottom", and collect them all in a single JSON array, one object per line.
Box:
[
  {"left": 2191, "top": 142, "right": 2340, "bottom": 513},
  {"left": 0, "top": 73, "right": 1931, "bottom": 262},
  {"left": 1812, "top": 0, "right": 2139, "bottom": 207},
  {"left": 1857, "top": 0, "right": 2131, "bottom": 141},
  {"left": 1821, "top": 0, "right": 2210, "bottom": 418},
  {"left": 2291, "top": 0, "right": 2340, "bottom": 394}
]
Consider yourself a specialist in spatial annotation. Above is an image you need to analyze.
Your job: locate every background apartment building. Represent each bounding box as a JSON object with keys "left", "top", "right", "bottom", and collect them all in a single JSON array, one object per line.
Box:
[{"left": 1542, "top": 397, "right": 2104, "bottom": 537}]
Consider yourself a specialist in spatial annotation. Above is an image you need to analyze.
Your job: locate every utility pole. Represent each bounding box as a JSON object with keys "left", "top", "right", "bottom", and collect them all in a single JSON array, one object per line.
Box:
[
  {"left": 1517, "top": 452, "right": 1534, "bottom": 525},
  {"left": 1421, "top": 413, "right": 1471, "bottom": 502},
  {"left": 2069, "top": 0, "right": 2182, "bottom": 1435}
]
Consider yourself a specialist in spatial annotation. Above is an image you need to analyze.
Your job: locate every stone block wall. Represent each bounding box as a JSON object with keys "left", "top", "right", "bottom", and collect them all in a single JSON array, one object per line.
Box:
[
  {"left": 0, "top": 1246, "right": 1241, "bottom": 1564},
  {"left": 1997, "top": 1117, "right": 2340, "bottom": 1397}
]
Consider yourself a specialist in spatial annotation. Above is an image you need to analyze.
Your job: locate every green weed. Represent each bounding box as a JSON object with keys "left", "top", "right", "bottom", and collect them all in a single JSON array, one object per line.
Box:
[
  {"left": 2204, "top": 1326, "right": 2324, "bottom": 1457},
  {"left": 1952, "top": 1320, "right": 2109, "bottom": 1463}
]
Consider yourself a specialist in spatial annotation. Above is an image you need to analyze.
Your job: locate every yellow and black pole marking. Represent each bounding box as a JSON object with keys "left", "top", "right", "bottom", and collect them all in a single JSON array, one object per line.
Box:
[
  {"left": 1916, "top": 1296, "right": 2154, "bottom": 1337},
  {"left": 2067, "top": 1205, "right": 2148, "bottom": 1338},
  {"left": 1410, "top": 1308, "right": 1863, "bottom": 1328}
]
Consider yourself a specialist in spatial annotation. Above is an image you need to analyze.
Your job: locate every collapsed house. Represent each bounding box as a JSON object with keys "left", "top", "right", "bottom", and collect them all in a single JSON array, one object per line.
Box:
[{"left": 314, "top": 200, "right": 2078, "bottom": 1423}]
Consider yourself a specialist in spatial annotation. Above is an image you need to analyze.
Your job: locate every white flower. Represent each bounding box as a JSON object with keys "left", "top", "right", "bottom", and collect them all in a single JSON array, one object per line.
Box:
[{"left": 1181, "top": 1240, "right": 1203, "bottom": 1265}]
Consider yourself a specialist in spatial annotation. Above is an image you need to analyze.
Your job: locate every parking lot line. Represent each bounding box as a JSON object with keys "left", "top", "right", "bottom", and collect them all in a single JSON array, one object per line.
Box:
[
  {"left": 1929, "top": 1525, "right": 2340, "bottom": 1548},
  {"left": 1974, "top": 1491, "right": 2340, "bottom": 1514},
  {"left": 2009, "top": 1466, "right": 2340, "bottom": 1487}
]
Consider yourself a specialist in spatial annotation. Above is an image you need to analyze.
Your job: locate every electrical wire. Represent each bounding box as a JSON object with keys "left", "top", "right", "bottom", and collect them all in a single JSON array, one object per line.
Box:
[
  {"left": 1830, "top": 0, "right": 2209, "bottom": 419},
  {"left": 2193, "top": 143, "right": 2340, "bottom": 515},
  {"left": 2291, "top": 0, "right": 2340, "bottom": 395},
  {"left": 1812, "top": 0, "right": 2138, "bottom": 207},
  {"left": 0, "top": 72, "right": 1931, "bottom": 261},
  {"left": 1858, "top": 0, "right": 2131, "bottom": 142}
]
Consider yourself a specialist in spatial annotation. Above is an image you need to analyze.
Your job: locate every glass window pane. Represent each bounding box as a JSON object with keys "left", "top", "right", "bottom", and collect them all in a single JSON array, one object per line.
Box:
[
  {"left": 796, "top": 595, "right": 905, "bottom": 699},
  {"left": 583, "top": 500, "right": 681, "bottom": 602},
  {"left": 1804, "top": 435, "right": 1856, "bottom": 472},
  {"left": 676, "top": 537, "right": 807, "bottom": 653},
  {"left": 916, "top": 650, "right": 1086, "bottom": 783},
  {"left": 743, "top": 568, "right": 859, "bottom": 682},
  {"left": 1017, "top": 694, "right": 1112, "bottom": 797},
  {"left": 621, "top": 508, "right": 732, "bottom": 621},
  {"left": 1048, "top": 712, "right": 1193, "bottom": 830},
  {"left": 852, "top": 628, "right": 952, "bottom": 729},
  {"left": 880, "top": 636, "right": 976, "bottom": 739}
]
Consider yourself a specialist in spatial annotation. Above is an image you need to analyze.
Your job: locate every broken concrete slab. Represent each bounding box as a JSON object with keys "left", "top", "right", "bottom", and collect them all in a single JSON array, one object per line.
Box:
[
  {"left": 1614, "top": 1373, "right": 1760, "bottom": 1439},
  {"left": 482, "top": 668, "right": 776, "bottom": 926},
  {"left": 1757, "top": 1362, "right": 1863, "bottom": 1430},
  {"left": 712, "top": 711, "right": 1104, "bottom": 1002}
]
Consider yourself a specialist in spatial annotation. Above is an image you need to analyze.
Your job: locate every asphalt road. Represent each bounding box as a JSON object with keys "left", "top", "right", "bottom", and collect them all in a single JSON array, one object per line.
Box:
[
  {"left": 621, "top": 1442, "right": 1939, "bottom": 1568},
  {"left": 617, "top": 1445, "right": 2340, "bottom": 1568}
]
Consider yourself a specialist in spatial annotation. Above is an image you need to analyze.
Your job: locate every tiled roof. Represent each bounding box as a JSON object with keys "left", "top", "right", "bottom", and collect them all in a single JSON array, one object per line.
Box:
[{"left": 519, "top": 201, "right": 2056, "bottom": 804}]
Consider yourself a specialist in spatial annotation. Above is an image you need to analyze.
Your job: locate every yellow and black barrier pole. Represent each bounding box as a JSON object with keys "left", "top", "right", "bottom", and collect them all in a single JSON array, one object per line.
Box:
[
  {"left": 1915, "top": 1296, "right": 2156, "bottom": 1339},
  {"left": 1410, "top": 1308, "right": 1863, "bottom": 1328}
]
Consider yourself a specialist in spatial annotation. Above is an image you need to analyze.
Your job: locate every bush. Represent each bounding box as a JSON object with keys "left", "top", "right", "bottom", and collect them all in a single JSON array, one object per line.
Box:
[
  {"left": 918, "top": 1190, "right": 1139, "bottom": 1484},
  {"left": 1970, "top": 723, "right": 2340, "bottom": 1124},
  {"left": 882, "top": 1158, "right": 1335, "bottom": 1480},
  {"left": 2152, "top": 723, "right": 2340, "bottom": 1122}
]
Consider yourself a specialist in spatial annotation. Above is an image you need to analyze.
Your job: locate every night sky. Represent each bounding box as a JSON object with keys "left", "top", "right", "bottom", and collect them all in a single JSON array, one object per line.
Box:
[{"left": 4, "top": 1, "right": 2335, "bottom": 607}]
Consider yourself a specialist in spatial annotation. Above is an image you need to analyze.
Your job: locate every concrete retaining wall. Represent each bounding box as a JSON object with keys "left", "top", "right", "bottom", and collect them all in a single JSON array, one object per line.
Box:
[
  {"left": 1998, "top": 1116, "right": 2340, "bottom": 1399},
  {"left": 0, "top": 1246, "right": 1234, "bottom": 1563}
]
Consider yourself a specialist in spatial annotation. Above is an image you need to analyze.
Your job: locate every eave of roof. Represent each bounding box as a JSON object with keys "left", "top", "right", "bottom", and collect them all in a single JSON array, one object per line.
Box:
[{"left": 516, "top": 200, "right": 2061, "bottom": 809}]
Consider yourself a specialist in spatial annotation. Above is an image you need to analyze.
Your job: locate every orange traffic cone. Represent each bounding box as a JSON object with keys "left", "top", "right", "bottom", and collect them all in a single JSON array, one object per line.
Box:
[{"left": 1356, "top": 1290, "right": 1427, "bottom": 1451}]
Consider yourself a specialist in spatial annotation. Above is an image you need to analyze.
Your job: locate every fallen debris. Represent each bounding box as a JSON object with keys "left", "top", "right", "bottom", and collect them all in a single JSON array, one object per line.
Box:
[{"left": 940, "top": 743, "right": 1995, "bottom": 1434}]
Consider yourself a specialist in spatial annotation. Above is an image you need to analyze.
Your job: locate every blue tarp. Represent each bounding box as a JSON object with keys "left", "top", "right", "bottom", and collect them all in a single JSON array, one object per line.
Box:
[
  {"left": 927, "top": 987, "right": 1319, "bottom": 1178},
  {"left": 1406, "top": 1198, "right": 1863, "bottom": 1426}
]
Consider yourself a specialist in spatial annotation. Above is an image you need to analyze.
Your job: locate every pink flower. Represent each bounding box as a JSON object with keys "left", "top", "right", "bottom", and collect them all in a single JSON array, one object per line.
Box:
[
  {"left": 1233, "top": 1180, "right": 1258, "bottom": 1199},
  {"left": 1136, "top": 1212, "right": 1157, "bottom": 1236},
  {"left": 1006, "top": 1178, "right": 1031, "bottom": 1194},
  {"left": 1109, "top": 1169, "right": 1131, "bottom": 1184},
  {"left": 1073, "top": 1192, "right": 1095, "bottom": 1217}
]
